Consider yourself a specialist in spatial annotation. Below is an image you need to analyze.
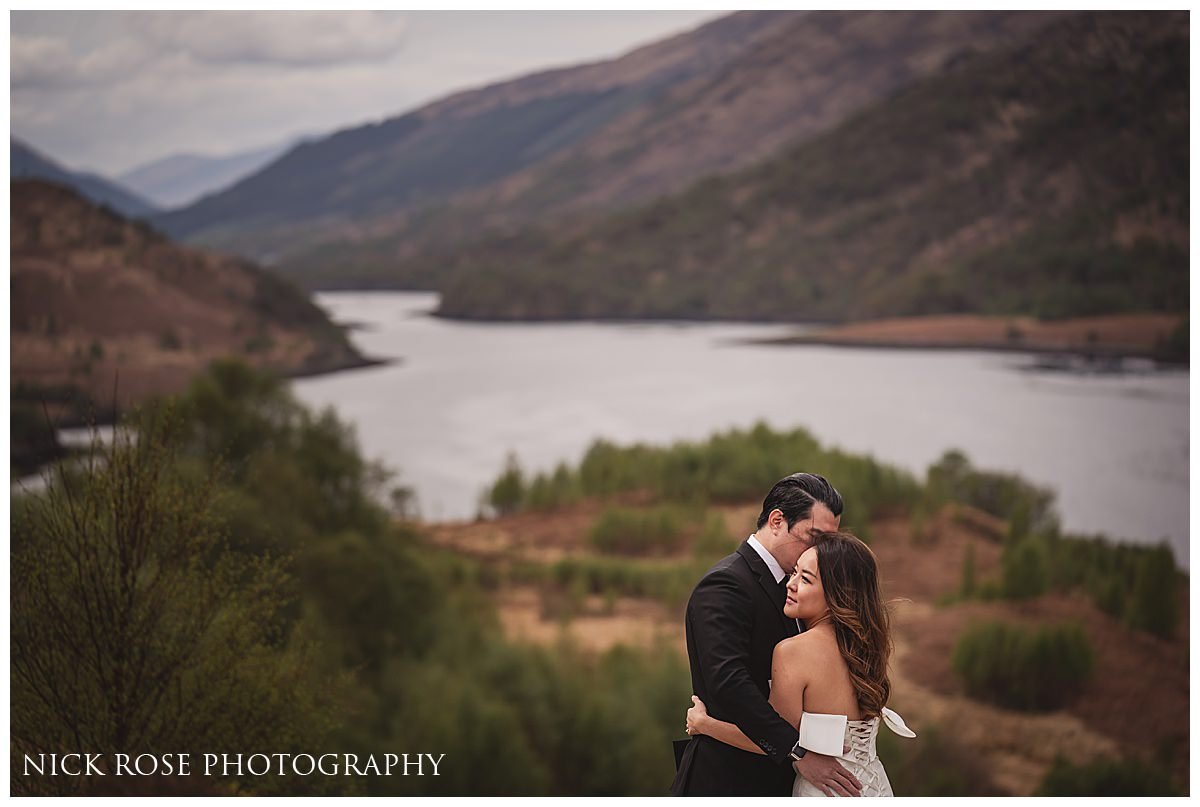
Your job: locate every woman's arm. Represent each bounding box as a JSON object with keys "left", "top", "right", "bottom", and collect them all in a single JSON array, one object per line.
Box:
[
  {"left": 686, "top": 641, "right": 807, "bottom": 755},
  {"left": 686, "top": 696, "right": 764, "bottom": 755},
  {"left": 767, "top": 639, "right": 806, "bottom": 728}
]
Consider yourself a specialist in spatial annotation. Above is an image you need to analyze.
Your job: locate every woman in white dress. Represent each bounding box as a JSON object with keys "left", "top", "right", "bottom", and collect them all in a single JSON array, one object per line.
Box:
[{"left": 685, "top": 531, "right": 914, "bottom": 797}]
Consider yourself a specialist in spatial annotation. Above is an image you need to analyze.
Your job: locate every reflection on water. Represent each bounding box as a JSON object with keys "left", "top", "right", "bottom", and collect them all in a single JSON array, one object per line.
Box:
[{"left": 288, "top": 292, "right": 1189, "bottom": 567}]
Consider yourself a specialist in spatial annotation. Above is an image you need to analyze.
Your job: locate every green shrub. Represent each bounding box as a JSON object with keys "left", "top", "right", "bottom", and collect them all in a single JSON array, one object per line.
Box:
[
  {"left": 1006, "top": 496, "right": 1032, "bottom": 543},
  {"left": 1035, "top": 532, "right": 1183, "bottom": 637},
  {"left": 692, "top": 513, "right": 734, "bottom": 560},
  {"left": 952, "top": 621, "right": 1093, "bottom": 711},
  {"left": 489, "top": 422, "right": 921, "bottom": 530},
  {"left": 1091, "top": 574, "right": 1126, "bottom": 618},
  {"left": 589, "top": 506, "right": 688, "bottom": 556},
  {"left": 579, "top": 439, "right": 657, "bottom": 496},
  {"left": 927, "top": 450, "right": 1058, "bottom": 534},
  {"left": 488, "top": 452, "right": 525, "bottom": 515},
  {"left": 959, "top": 539, "right": 977, "bottom": 598},
  {"left": 13, "top": 359, "right": 756, "bottom": 796},
  {"left": 1000, "top": 534, "right": 1049, "bottom": 600},
  {"left": 525, "top": 462, "right": 580, "bottom": 511},
  {"left": 11, "top": 401, "right": 344, "bottom": 795},
  {"left": 1036, "top": 755, "right": 1181, "bottom": 796},
  {"left": 1124, "top": 543, "right": 1180, "bottom": 638}
]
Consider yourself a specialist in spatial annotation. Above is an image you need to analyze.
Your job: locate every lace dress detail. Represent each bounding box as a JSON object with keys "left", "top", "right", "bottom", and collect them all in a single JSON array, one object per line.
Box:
[{"left": 792, "top": 708, "right": 915, "bottom": 798}]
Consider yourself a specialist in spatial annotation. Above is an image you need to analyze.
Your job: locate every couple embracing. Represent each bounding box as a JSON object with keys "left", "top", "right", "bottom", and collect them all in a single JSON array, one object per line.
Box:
[{"left": 670, "top": 473, "right": 915, "bottom": 798}]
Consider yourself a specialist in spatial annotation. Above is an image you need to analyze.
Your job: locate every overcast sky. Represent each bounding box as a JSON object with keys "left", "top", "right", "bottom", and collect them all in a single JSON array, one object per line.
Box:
[{"left": 11, "top": 10, "right": 727, "bottom": 176}]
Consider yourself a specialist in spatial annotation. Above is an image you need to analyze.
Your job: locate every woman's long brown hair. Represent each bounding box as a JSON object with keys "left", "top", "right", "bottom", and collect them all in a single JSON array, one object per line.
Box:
[{"left": 812, "top": 531, "right": 892, "bottom": 719}]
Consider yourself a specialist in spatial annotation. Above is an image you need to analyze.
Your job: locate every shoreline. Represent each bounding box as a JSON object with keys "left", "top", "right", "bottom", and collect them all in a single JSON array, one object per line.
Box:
[
  {"left": 11, "top": 352, "right": 396, "bottom": 482},
  {"left": 284, "top": 353, "right": 395, "bottom": 382},
  {"left": 14, "top": 352, "right": 395, "bottom": 433},
  {"left": 742, "top": 313, "right": 1187, "bottom": 366},
  {"left": 747, "top": 335, "right": 1181, "bottom": 363}
]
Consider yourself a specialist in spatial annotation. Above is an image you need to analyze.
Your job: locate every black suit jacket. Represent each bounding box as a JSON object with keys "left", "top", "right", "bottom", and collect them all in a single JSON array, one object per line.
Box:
[{"left": 670, "top": 541, "right": 801, "bottom": 796}]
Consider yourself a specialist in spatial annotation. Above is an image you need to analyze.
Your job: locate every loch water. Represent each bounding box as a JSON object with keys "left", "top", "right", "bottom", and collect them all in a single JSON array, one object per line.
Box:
[{"left": 291, "top": 292, "right": 1190, "bottom": 567}]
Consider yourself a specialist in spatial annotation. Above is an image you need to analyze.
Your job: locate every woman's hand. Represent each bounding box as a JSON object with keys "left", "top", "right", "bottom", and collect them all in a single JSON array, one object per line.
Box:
[{"left": 685, "top": 695, "right": 709, "bottom": 737}]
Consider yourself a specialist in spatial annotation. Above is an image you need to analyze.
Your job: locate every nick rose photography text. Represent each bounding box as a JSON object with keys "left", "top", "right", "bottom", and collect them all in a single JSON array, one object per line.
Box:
[{"left": 23, "top": 753, "right": 446, "bottom": 777}]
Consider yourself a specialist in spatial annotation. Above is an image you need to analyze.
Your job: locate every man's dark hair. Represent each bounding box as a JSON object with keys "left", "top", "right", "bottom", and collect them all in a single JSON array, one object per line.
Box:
[{"left": 756, "top": 472, "right": 844, "bottom": 530}]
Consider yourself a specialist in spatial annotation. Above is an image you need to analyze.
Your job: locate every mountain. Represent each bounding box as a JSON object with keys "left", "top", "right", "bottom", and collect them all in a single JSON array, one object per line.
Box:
[
  {"left": 155, "top": 11, "right": 1058, "bottom": 271},
  {"left": 426, "top": 11, "right": 1188, "bottom": 323},
  {"left": 11, "top": 179, "right": 372, "bottom": 430},
  {"left": 117, "top": 138, "right": 299, "bottom": 209},
  {"left": 152, "top": 11, "right": 790, "bottom": 259},
  {"left": 11, "top": 139, "right": 158, "bottom": 220}
]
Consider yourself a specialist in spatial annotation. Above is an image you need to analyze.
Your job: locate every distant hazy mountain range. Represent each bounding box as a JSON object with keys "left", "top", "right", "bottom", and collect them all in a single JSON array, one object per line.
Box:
[
  {"left": 117, "top": 139, "right": 299, "bottom": 209},
  {"left": 11, "top": 139, "right": 158, "bottom": 220}
]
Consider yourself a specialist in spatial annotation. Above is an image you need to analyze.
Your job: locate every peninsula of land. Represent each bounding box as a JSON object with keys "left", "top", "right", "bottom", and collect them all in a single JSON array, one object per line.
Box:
[{"left": 752, "top": 313, "right": 1187, "bottom": 364}]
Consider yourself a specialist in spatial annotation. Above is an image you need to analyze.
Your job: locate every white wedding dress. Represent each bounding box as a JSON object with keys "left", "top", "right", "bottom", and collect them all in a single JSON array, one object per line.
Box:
[{"left": 792, "top": 708, "right": 915, "bottom": 798}]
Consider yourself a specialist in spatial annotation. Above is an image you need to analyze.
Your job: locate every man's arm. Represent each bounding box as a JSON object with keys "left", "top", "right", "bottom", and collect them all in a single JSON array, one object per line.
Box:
[{"left": 688, "top": 569, "right": 800, "bottom": 764}]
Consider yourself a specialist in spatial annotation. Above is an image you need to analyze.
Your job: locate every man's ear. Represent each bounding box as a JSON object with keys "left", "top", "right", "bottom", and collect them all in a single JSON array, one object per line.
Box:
[{"left": 770, "top": 508, "right": 785, "bottom": 531}]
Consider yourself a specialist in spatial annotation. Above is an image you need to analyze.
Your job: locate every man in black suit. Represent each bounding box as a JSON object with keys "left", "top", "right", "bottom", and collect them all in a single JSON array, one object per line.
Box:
[{"left": 670, "top": 473, "right": 863, "bottom": 797}]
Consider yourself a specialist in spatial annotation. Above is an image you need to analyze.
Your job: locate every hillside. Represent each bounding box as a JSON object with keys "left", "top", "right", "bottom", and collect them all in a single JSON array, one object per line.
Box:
[
  {"left": 11, "top": 138, "right": 158, "bottom": 220},
  {"left": 424, "top": 502, "right": 1188, "bottom": 795},
  {"left": 425, "top": 12, "right": 1187, "bottom": 322},
  {"left": 423, "top": 422, "right": 1189, "bottom": 795},
  {"left": 154, "top": 12, "right": 1058, "bottom": 270},
  {"left": 152, "top": 11, "right": 790, "bottom": 258},
  {"left": 11, "top": 179, "right": 373, "bottom": 438}
]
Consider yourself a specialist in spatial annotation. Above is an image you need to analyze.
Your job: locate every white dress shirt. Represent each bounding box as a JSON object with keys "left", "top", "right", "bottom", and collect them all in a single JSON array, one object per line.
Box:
[{"left": 747, "top": 534, "right": 786, "bottom": 583}]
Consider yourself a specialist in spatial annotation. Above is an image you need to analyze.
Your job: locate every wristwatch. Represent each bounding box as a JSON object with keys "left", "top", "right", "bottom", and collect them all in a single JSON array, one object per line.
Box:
[{"left": 789, "top": 740, "right": 807, "bottom": 762}]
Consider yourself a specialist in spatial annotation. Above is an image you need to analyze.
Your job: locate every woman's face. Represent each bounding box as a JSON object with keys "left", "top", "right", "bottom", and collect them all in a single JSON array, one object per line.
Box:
[{"left": 784, "top": 546, "right": 828, "bottom": 622}]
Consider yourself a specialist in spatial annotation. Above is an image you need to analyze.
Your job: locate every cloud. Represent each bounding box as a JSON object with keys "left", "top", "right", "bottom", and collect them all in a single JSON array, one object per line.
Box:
[
  {"left": 12, "top": 34, "right": 154, "bottom": 90},
  {"left": 11, "top": 35, "right": 76, "bottom": 89},
  {"left": 9, "top": 10, "right": 724, "bottom": 174},
  {"left": 12, "top": 12, "right": 408, "bottom": 94},
  {"left": 135, "top": 11, "right": 408, "bottom": 68}
]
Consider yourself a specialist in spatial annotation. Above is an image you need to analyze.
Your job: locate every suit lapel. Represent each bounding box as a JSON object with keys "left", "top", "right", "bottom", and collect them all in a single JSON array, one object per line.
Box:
[{"left": 736, "top": 541, "right": 796, "bottom": 636}]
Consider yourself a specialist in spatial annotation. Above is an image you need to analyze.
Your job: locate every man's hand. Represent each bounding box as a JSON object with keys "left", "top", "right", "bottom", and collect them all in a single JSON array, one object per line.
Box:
[{"left": 793, "top": 751, "right": 862, "bottom": 797}]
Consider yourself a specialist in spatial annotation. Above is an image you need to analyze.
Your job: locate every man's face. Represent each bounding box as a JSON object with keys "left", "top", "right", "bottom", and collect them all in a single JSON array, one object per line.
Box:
[{"left": 777, "top": 502, "right": 841, "bottom": 570}]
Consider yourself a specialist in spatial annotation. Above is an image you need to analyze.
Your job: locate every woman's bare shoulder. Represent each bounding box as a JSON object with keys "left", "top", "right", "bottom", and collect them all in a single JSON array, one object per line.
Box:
[{"left": 774, "top": 629, "right": 842, "bottom": 667}]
